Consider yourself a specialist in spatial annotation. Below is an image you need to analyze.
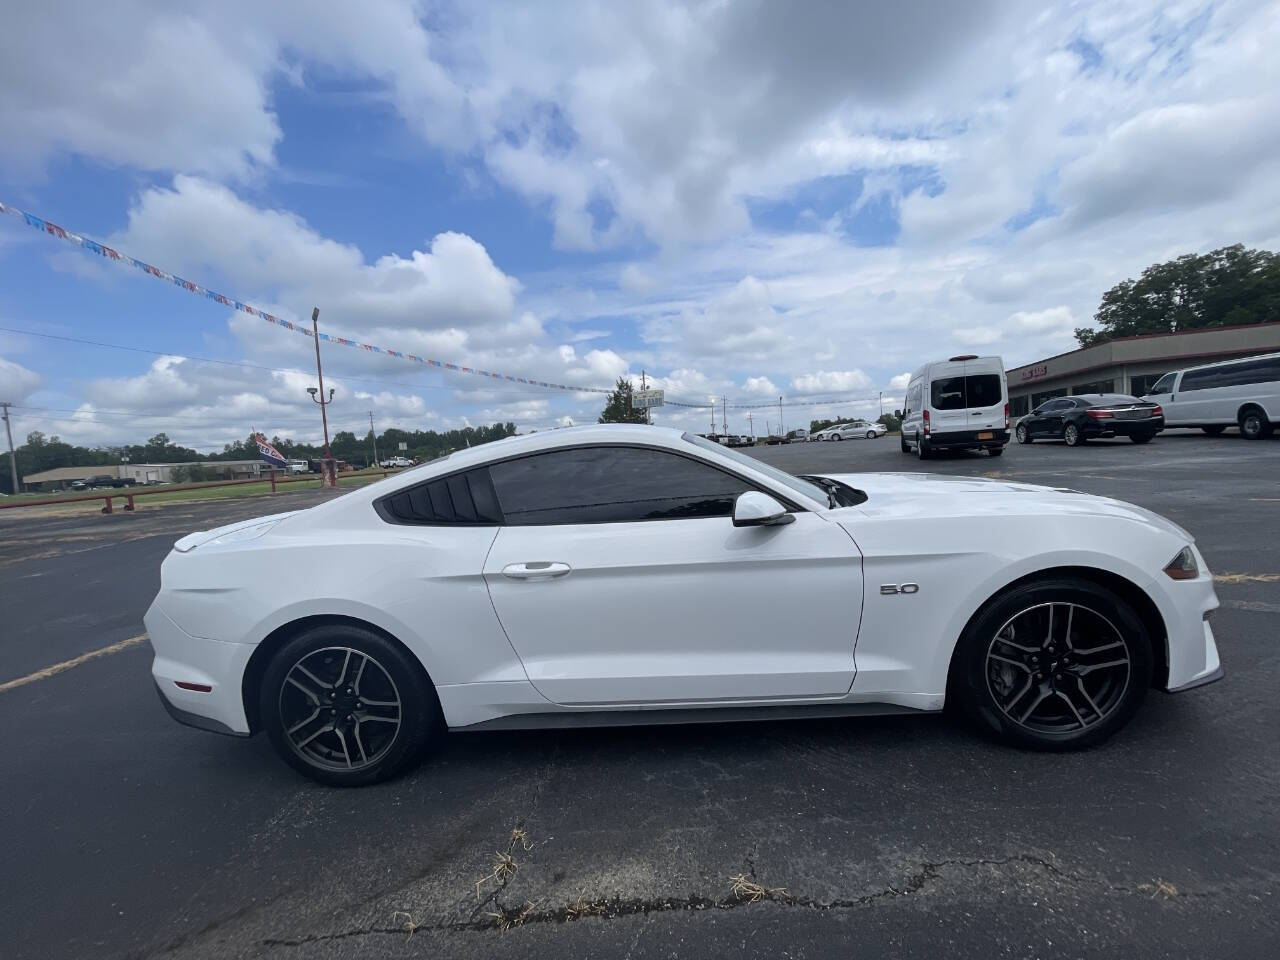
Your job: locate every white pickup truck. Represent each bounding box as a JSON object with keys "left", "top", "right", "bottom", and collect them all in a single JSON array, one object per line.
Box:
[{"left": 379, "top": 456, "right": 414, "bottom": 469}]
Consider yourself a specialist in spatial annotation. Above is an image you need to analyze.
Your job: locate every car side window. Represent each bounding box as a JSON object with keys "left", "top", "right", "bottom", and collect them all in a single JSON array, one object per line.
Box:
[
  {"left": 488, "top": 446, "right": 754, "bottom": 525},
  {"left": 374, "top": 468, "right": 503, "bottom": 526}
]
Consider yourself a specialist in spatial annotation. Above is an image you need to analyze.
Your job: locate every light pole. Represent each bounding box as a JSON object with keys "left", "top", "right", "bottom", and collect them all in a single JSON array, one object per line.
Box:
[{"left": 309, "top": 307, "right": 336, "bottom": 488}]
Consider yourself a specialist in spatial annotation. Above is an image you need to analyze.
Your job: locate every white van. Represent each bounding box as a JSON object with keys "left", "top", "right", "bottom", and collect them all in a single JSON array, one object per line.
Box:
[
  {"left": 900, "top": 355, "right": 1009, "bottom": 459},
  {"left": 1141, "top": 351, "right": 1280, "bottom": 440}
]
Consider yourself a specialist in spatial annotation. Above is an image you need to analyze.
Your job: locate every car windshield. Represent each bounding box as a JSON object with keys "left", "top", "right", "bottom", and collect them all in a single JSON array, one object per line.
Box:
[{"left": 682, "top": 433, "right": 828, "bottom": 506}]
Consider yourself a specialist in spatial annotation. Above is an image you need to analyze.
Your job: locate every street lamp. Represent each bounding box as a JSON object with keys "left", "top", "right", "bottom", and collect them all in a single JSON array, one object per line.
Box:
[{"left": 307, "top": 384, "right": 337, "bottom": 488}]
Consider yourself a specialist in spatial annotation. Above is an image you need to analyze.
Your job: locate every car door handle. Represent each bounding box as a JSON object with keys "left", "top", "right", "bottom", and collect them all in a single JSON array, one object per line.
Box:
[{"left": 501, "top": 561, "right": 572, "bottom": 581}]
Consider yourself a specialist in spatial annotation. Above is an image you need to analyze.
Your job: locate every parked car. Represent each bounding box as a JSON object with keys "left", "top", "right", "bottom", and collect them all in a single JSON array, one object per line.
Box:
[
  {"left": 826, "top": 420, "right": 886, "bottom": 440},
  {"left": 1141, "top": 351, "right": 1280, "bottom": 439},
  {"left": 809, "top": 426, "right": 837, "bottom": 441},
  {"left": 901, "top": 355, "right": 1009, "bottom": 459},
  {"left": 380, "top": 457, "right": 414, "bottom": 469},
  {"left": 784, "top": 429, "right": 810, "bottom": 443},
  {"left": 1016, "top": 394, "right": 1164, "bottom": 447},
  {"left": 148, "top": 424, "right": 1221, "bottom": 785},
  {"left": 71, "top": 474, "right": 134, "bottom": 490}
]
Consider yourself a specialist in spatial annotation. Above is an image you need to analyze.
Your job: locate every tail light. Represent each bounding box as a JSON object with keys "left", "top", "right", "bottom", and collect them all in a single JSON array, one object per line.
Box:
[
  {"left": 1087, "top": 409, "right": 1113, "bottom": 420},
  {"left": 1150, "top": 405, "right": 1163, "bottom": 417},
  {"left": 1003, "top": 402, "right": 1009, "bottom": 428},
  {"left": 922, "top": 409, "right": 931, "bottom": 435}
]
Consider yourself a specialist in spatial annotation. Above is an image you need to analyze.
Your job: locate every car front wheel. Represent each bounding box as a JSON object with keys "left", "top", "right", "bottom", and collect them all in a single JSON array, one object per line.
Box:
[
  {"left": 900, "top": 435, "right": 910, "bottom": 453},
  {"left": 952, "top": 578, "right": 1152, "bottom": 750},
  {"left": 260, "top": 623, "right": 440, "bottom": 786},
  {"left": 1015, "top": 423, "right": 1031, "bottom": 444}
]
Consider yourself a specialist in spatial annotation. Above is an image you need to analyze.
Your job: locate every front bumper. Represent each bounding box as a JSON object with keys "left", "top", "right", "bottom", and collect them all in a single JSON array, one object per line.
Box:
[
  {"left": 926, "top": 428, "right": 1010, "bottom": 449},
  {"left": 145, "top": 601, "right": 255, "bottom": 736}
]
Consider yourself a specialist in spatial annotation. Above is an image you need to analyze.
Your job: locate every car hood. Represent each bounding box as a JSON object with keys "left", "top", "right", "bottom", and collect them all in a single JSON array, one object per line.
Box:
[{"left": 816, "top": 472, "right": 1193, "bottom": 541}]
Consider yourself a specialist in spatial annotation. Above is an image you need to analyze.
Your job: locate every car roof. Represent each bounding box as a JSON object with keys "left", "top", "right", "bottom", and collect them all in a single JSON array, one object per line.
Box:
[{"left": 1175, "top": 350, "right": 1280, "bottom": 374}]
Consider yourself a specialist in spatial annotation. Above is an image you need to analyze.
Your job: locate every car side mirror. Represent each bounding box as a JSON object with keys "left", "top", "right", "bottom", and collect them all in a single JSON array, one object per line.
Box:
[{"left": 732, "top": 491, "right": 794, "bottom": 527}]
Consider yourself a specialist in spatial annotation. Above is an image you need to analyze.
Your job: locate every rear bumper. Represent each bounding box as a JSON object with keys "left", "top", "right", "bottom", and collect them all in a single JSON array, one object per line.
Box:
[
  {"left": 1082, "top": 417, "right": 1164, "bottom": 438},
  {"left": 145, "top": 600, "right": 255, "bottom": 736},
  {"left": 926, "top": 428, "right": 1009, "bottom": 449}
]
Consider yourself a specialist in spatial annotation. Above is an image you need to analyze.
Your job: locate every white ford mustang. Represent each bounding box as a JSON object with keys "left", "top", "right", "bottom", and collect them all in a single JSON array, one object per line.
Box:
[{"left": 146, "top": 425, "right": 1222, "bottom": 785}]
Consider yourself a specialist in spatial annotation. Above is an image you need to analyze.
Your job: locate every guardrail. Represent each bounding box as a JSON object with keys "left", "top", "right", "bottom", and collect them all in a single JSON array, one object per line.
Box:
[{"left": 0, "top": 469, "right": 394, "bottom": 515}]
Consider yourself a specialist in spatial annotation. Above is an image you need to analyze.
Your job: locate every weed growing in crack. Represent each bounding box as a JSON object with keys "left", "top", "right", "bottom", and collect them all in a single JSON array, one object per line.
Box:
[
  {"left": 729, "top": 874, "right": 789, "bottom": 904},
  {"left": 390, "top": 911, "right": 423, "bottom": 940},
  {"left": 475, "top": 851, "right": 519, "bottom": 900},
  {"left": 489, "top": 900, "right": 538, "bottom": 931},
  {"left": 1140, "top": 879, "right": 1179, "bottom": 899}
]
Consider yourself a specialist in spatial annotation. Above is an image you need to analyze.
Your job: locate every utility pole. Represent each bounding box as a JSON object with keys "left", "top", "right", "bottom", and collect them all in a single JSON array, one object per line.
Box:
[
  {"left": 308, "top": 307, "right": 336, "bottom": 488},
  {"left": 710, "top": 406, "right": 716, "bottom": 436},
  {"left": 778, "top": 396, "right": 784, "bottom": 438},
  {"left": 747, "top": 412, "right": 754, "bottom": 439},
  {"left": 368, "top": 411, "right": 379, "bottom": 468},
  {"left": 1, "top": 402, "right": 18, "bottom": 494},
  {"left": 879, "top": 391, "right": 884, "bottom": 419},
  {"left": 722, "top": 396, "right": 728, "bottom": 436}
]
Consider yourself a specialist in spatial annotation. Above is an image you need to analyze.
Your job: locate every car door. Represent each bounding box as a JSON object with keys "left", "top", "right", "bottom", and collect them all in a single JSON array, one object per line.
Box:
[
  {"left": 482, "top": 444, "right": 864, "bottom": 706},
  {"left": 925, "top": 362, "right": 969, "bottom": 437},
  {"left": 1033, "top": 398, "right": 1068, "bottom": 436}
]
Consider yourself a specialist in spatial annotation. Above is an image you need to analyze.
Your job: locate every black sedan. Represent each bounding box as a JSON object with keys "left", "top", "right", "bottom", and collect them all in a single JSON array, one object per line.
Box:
[{"left": 1015, "top": 394, "right": 1164, "bottom": 447}]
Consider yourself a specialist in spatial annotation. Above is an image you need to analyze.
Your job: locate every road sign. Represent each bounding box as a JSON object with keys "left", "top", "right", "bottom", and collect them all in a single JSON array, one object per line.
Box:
[
  {"left": 634, "top": 388, "right": 665, "bottom": 409},
  {"left": 398, "top": 442, "right": 408, "bottom": 451}
]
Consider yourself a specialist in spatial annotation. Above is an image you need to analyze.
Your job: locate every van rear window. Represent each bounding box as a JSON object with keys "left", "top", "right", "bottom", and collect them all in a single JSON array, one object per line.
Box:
[{"left": 931, "top": 374, "right": 1003, "bottom": 410}]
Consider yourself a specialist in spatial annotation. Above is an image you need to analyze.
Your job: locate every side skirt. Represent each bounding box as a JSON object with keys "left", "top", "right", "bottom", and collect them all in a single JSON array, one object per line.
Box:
[{"left": 451, "top": 700, "right": 930, "bottom": 733}]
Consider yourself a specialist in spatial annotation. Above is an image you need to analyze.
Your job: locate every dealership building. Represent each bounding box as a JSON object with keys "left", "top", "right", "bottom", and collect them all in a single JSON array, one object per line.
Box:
[{"left": 1006, "top": 321, "right": 1280, "bottom": 417}]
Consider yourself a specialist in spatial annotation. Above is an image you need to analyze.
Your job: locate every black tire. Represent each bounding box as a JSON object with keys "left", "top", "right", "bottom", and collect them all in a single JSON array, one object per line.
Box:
[
  {"left": 260, "top": 623, "right": 441, "bottom": 786},
  {"left": 951, "top": 578, "right": 1152, "bottom": 751},
  {"left": 900, "top": 435, "right": 910, "bottom": 453},
  {"left": 1239, "top": 407, "right": 1273, "bottom": 440},
  {"left": 1063, "top": 422, "right": 1084, "bottom": 446},
  {"left": 1129, "top": 433, "right": 1153, "bottom": 444},
  {"left": 1201, "top": 425, "right": 1226, "bottom": 436},
  {"left": 988, "top": 446, "right": 1004, "bottom": 457},
  {"left": 916, "top": 436, "right": 933, "bottom": 460},
  {"left": 1015, "top": 423, "right": 1031, "bottom": 444}
]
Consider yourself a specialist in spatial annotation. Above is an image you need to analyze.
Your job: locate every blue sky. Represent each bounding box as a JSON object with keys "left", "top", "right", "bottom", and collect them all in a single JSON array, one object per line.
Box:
[{"left": 2, "top": 0, "right": 1278, "bottom": 451}]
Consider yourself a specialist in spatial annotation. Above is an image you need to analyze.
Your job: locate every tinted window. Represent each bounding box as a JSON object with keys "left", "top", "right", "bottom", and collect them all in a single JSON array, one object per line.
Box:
[
  {"left": 375, "top": 468, "right": 502, "bottom": 525},
  {"left": 1146, "top": 373, "right": 1175, "bottom": 395},
  {"left": 489, "top": 446, "right": 754, "bottom": 525},
  {"left": 931, "top": 374, "right": 1002, "bottom": 409},
  {"left": 1215, "top": 356, "right": 1280, "bottom": 388}
]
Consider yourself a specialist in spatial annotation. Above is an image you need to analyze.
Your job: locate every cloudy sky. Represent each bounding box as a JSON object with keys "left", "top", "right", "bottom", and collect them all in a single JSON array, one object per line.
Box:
[{"left": 2, "top": 0, "right": 1278, "bottom": 450}]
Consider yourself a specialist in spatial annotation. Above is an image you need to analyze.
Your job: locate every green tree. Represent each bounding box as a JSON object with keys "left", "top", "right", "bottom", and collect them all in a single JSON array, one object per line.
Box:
[
  {"left": 1076, "top": 244, "right": 1280, "bottom": 347},
  {"left": 598, "top": 378, "right": 650, "bottom": 424}
]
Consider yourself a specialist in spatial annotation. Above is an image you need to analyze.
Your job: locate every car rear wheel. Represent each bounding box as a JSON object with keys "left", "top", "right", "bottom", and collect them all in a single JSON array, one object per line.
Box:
[
  {"left": 260, "top": 623, "right": 440, "bottom": 786},
  {"left": 1063, "top": 423, "right": 1083, "bottom": 446},
  {"left": 916, "top": 437, "right": 933, "bottom": 459},
  {"left": 832, "top": 434, "right": 843, "bottom": 441},
  {"left": 866, "top": 431, "right": 876, "bottom": 439},
  {"left": 1129, "top": 433, "right": 1153, "bottom": 444},
  {"left": 1015, "top": 423, "right": 1031, "bottom": 444},
  {"left": 987, "top": 446, "right": 1004, "bottom": 457},
  {"left": 1239, "top": 407, "right": 1272, "bottom": 440},
  {"left": 952, "top": 578, "right": 1151, "bottom": 750},
  {"left": 1201, "top": 425, "right": 1226, "bottom": 436}
]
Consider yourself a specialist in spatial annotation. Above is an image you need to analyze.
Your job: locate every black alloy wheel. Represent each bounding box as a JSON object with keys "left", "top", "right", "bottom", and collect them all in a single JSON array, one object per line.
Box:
[
  {"left": 261, "top": 623, "right": 440, "bottom": 785},
  {"left": 953, "top": 578, "right": 1151, "bottom": 750},
  {"left": 1063, "top": 422, "right": 1083, "bottom": 446}
]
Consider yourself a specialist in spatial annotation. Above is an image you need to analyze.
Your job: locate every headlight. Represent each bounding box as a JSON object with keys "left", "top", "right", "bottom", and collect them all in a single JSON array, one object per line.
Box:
[{"left": 1163, "top": 545, "right": 1198, "bottom": 581}]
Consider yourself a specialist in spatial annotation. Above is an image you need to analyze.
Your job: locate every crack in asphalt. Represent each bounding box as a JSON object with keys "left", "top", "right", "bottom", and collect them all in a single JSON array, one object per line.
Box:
[{"left": 257, "top": 854, "right": 1108, "bottom": 947}]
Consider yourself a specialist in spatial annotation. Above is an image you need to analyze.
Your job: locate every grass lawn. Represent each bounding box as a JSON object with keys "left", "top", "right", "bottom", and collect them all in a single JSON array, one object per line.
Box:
[{"left": 2, "top": 471, "right": 392, "bottom": 516}]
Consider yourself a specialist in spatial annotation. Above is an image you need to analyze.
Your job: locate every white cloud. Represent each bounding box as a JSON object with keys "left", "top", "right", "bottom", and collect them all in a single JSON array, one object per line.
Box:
[
  {"left": 790, "top": 370, "right": 874, "bottom": 395},
  {"left": 742, "top": 376, "right": 779, "bottom": 396},
  {"left": 0, "top": 356, "right": 43, "bottom": 402},
  {"left": 887, "top": 372, "right": 912, "bottom": 391}
]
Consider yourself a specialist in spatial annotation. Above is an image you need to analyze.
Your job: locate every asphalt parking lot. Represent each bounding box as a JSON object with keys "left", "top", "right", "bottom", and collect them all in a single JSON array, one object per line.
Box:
[{"left": 1, "top": 430, "right": 1277, "bottom": 960}]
